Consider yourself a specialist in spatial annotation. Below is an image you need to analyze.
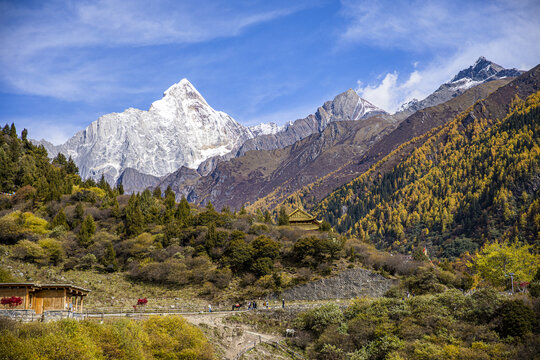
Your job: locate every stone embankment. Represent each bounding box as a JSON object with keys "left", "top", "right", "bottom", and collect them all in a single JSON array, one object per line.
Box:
[{"left": 271, "top": 268, "right": 396, "bottom": 301}]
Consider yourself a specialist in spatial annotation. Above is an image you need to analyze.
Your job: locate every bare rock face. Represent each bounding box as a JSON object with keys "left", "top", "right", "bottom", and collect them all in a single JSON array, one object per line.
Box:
[
  {"left": 35, "top": 82, "right": 385, "bottom": 189},
  {"left": 269, "top": 268, "right": 397, "bottom": 301},
  {"left": 116, "top": 168, "right": 161, "bottom": 194}
]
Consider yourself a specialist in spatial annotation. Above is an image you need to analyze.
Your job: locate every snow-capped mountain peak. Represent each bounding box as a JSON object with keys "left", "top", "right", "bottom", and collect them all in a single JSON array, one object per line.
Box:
[
  {"left": 162, "top": 78, "right": 207, "bottom": 103},
  {"left": 47, "top": 79, "right": 253, "bottom": 184},
  {"left": 450, "top": 56, "right": 518, "bottom": 83},
  {"left": 150, "top": 78, "right": 211, "bottom": 118},
  {"left": 397, "top": 57, "right": 524, "bottom": 116}
]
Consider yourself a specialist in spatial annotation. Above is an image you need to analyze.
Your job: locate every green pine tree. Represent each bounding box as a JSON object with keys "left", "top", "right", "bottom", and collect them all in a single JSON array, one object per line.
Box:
[
  {"left": 78, "top": 215, "right": 96, "bottom": 247},
  {"left": 103, "top": 242, "right": 118, "bottom": 271},
  {"left": 175, "top": 196, "right": 191, "bottom": 225},
  {"left": 75, "top": 202, "right": 84, "bottom": 220},
  {"left": 263, "top": 210, "right": 272, "bottom": 224},
  {"left": 125, "top": 194, "right": 144, "bottom": 236},
  {"left": 278, "top": 206, "right": 289, "bottom": 226},
  {"left": 111, "top": 196, "right": 121, "bottom": 218},
  {"left": 50, "top": 208, "right": 69, "bottom": 230}
]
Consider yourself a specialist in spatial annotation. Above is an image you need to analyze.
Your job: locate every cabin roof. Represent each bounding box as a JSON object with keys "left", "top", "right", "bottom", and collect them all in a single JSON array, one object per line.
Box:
[
  {"left": 0, "top": 282, "right": 90, "bottom": 294},
  {"left": 288, "top": 208, "right": 315, "bottom": 221},
  {"left": 0, "top": 283, "right": 39, "bottom": 289}
]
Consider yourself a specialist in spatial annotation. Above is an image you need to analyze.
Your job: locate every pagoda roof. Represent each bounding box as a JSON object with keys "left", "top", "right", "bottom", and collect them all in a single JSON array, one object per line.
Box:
[{"left": 288, "top": 208, "right": 316, "bottom": 221}]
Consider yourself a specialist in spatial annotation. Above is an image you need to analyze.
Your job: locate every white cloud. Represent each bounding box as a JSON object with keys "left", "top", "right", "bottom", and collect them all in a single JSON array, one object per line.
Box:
[
  {"left": 0, "top": 0, "right": 302, "bottom": 101},
  {"left": 344, "top": 0, "right": 540, "bottom": 112},
  {"left": 357, "top": 70, "right": 426, "bottom": 112}
]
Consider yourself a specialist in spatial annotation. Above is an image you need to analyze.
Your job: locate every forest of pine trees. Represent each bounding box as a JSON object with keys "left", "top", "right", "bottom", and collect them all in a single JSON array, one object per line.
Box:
[
  {"left": 0, "top": 124, "right": 79, "bottom": 202},
  {"left": 317, "top": 92, "right": 540, "bottom": 257}
]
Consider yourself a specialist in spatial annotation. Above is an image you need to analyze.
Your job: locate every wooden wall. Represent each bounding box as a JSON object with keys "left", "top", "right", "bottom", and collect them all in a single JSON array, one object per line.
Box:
[
  {"left": 0, "top": 288, "right": 28, "bottom": 309},
  {"left": 36, "top": 289, "right": 65, "bottom": 313}
]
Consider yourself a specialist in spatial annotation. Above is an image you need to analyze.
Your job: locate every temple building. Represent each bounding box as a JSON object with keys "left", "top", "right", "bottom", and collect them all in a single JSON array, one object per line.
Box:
[
  {"left": 288, "top": 208, "right": 322, "bottom": 230},
  {"left": 0, "top": 283, "right": 90, "bottom": 314}
]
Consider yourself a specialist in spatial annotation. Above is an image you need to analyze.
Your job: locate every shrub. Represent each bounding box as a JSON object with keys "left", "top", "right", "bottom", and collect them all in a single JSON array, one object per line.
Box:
[
  {"left": 248, "top": 224, "right": 269, "bottom": 235},
  {"left": 319, "top": 221, "right": 331, "bottom": 232},
  {"left": 496, "top": 299, "right": 536, "bottom": 338},
  {"left": 0, "top": 317, "right": 215, "bottom": 359},
  {"left": 117, "top": 232, "right": 155, "bottom": 260},
  {"left": 209, "top": 267, "right": 232, "bottom": 289},
  {"left": 72, "top": 185, "right": 105, "bottom": 199},
  {"left": 79, "top": 254, "right": 97, "bottom": 269},
  {"left": 0, "top": 218, "right": 23, "bottom": 244},
  {"left": 465, "top": 287, "right": 502, "bottom": 324},
  {"left": 250, "top": 235, "right": 280, "bottom": 259},
  {"left": 12, "top": 240, "right": 46, "bottom": 263},
  {"left": 224, "top": 238, "right": 253, "bottom": 272},
  {"left": 528, "top": 268, "right": 540, "bottom": 298},
  {"left": 251, "top": 257, "right": 274, "bottom": 276},
  {"left": 0, "top": 266, "right": 16, "bottom": 282},
  {"left": 13, "top": 185, "right": 36, "bottom": 202},
  {"left": 404, "top": 267, "right": 446, "bottom": 295},
  {"left": 295, "top": 304, "right": 344, "bottom": 335},
  {"left": 2, "top": 211, "right": 49, "bottom": 235},
  {"left": 38, "top": 238, "right": 65, "bottom": 265}
]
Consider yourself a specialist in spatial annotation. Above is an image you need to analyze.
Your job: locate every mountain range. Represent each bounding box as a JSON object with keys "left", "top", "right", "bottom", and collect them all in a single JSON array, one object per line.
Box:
[
  {"left": 36, "top": 79, "right": 385, "bottom": 186},
  {"left": 34, "top": 57, "right": 526, "bottom": 210},
  {"left": 315, "top": 63, "right": 540, "bottom": 255}
]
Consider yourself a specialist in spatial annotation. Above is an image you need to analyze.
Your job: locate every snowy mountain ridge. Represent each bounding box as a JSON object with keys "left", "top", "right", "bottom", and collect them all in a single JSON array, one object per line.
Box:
[{"left": 44, "top": 79, "right": 253, "bottom": 184}]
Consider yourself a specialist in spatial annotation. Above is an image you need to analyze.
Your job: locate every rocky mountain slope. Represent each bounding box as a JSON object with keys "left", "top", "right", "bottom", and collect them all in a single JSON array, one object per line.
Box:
[
  {"left": 395, "top": 57, "right": 523, "bottom": 120},
  {"left": 237, "top": 89, "right": 387, "bottom": 156},
  {"left": 268, "top": 268, "right": 396, "bottom": 300},
  {"left": 155, "top": 57, "right": 524, "bottom": 211},
  {"left": 115, "top": 88, "right": 386, "bottom": 193},
  {"left": 155, "top": 90, "right": 393, "bottom": 208},
  {"left": 37, "top": 80, "right": 385, "bottom": 191}
]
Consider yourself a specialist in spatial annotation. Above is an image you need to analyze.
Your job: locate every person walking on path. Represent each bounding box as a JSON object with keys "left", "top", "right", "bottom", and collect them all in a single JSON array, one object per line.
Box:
[
  {"left": 282, "top": 299, "right": 285, "bottom": 308},
  {"left": 208, "top": 304, "right": 212, "bottom": 312}
]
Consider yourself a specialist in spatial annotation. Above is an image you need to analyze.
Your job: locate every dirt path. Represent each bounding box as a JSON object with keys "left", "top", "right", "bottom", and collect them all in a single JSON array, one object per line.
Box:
[
  {"left": 85, "top": 310, "right": 290, "bottom": 359},
  {"left": 183, "top": 311, "right": 283, "bottom": 359}
]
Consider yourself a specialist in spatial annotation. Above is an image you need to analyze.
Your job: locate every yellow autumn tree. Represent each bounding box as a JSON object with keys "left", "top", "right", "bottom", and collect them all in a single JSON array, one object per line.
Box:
[{"left": 469, "top": 240, "right": 539, "bottom": 287}]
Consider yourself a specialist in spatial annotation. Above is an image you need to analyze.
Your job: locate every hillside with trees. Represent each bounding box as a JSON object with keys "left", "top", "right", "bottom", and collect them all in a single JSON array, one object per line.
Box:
[
  {"left": 0, "top": 125, "right": 362, "bottom": 305},
  {"left": 316, "top": 89, "right": 540, "bottom": 258}
]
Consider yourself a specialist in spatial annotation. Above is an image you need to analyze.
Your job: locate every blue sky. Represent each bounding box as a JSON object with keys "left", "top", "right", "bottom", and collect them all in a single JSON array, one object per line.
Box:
[{"left": 1, "top": 0, "right": 539, "bottom": 144}]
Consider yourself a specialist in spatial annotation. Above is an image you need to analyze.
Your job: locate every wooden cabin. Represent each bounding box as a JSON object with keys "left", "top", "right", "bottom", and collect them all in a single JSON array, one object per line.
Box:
[
  {"left": 288, "top": 208, "right": 322, "bottom": 230},
  {"left": 0, "top": 283, "right": 90, "bottom": 314}
]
